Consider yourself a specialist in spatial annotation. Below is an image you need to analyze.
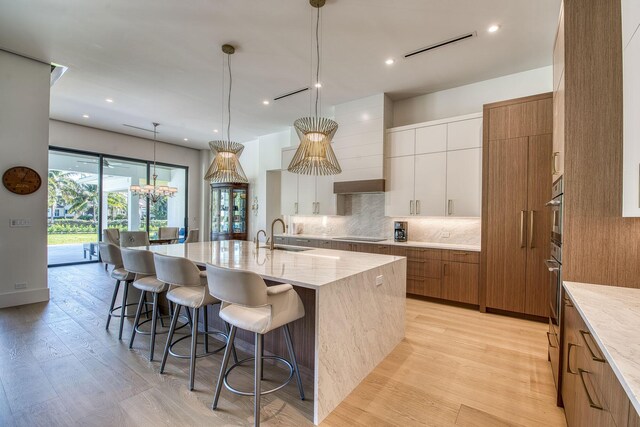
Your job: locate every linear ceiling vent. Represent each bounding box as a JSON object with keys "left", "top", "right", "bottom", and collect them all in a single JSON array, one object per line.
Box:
[
  {"left": 50, "top": 63, "right": 68, "bottom": 87},
  {"left": 122, "top": 124, "right": 159, "bottom": 134},
  {"left": 274, "top": 87, "right": 310, "bottom": 101},
  {"left": 404, "top": 32, "right": 477, "bottom": 59}
]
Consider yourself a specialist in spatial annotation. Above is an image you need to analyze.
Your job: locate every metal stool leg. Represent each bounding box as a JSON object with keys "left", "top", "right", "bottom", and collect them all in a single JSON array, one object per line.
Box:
[
  {"left": 212, "top": 325, "right": 237, "bottom": 410},
  {"left": 149, "top": 292, "right": 159, "bottom": 361},
  {"left": 283, "top": 324, "right": 305, "bottom": 400},
  {"left": 260, "top": 334, "right": 264, "bottom": 380},
  {"left": 224, "top": 322, "right": 239, "bottom": 364},
  {"left": 106, "top": 280, "right": 120, "bottom": 330},
  {"left": 189, "top": 307, "right": 199, "bottom": 391},
  {"left": 118, "top": 281, "right": 129, "bottom": 340},
  {"left": 143, "top": 292, "right": 151, "bottom": 319},
  {"left": 203, "top": 306, "right": 209, "bottom": 353},
  {"left": 160, "top": 304, "right": 180, "bottom": 373},
  {"left": 129, "top": 290, "right": 146, "bottom": 349},
  {"left": 254, "top": 333, "right": 263, "bottom": 427}
]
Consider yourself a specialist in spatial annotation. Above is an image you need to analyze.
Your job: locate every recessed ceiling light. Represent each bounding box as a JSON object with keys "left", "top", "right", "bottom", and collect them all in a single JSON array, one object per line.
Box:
[
  {"left": 385, "top": 58, "right": 395, "bottom": 65},
  {"left": 183, "top": 138, "right": 189, "bottom": 141},
  {"left": 263, "top": 100, "right": 270, "bottom": 105},
  {"left": 488, "top": 24, "right": 500, "bottom": 33},
  {"left": 105, "top": 98, "right": 114, "bottom": 103},
  {"left": 213, "top": 129, "right": 219, "bottom": 133},
  {"left": 315, "top": 82, "right": 322, "bottom": 88},
  {"left": 82, "top": 114, "right": 89, "bottom": 118}
]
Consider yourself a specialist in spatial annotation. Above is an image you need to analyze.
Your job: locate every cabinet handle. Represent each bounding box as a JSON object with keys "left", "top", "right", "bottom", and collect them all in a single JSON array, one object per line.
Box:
[
  {"left": 410, "top": 200, "right": 414, "bottom": 215},
  {"left": 316, "top": 202, "right": 320, "bottom": 214},
  {"left": 564, "top": 296, "right": 574, "bottom": 307},
  {"left": 578, "top": 369, "right": 604, "bottom": 410},
  {"left": 443, "top": 263, "right": 448, "bottom": 276},
  {"left": 447, "top": 199, "right": 453, "bottom": 215},
  {"left": 529, "top": 210, "right": 535, "bottom": 249},
  {"left": 546, "top": 332, "right": 557, "bottom": 349},
  {"left": 579, "top": 330, "right": 606, "bottom": 363},
  {"left": 416, "top": 200, "right": 421, "bottom": 215},
  {"left": 552, "top": 152, "right": 560, "bottom": 175},
  {"left": 294, "top": 202, "right": 298, "bottom": 214},
  {"left": 567, "top": 343, "right": 578, "bottom": 374},
  {"left": 519, "top": 210, "right": 526, "bottom": 248}
]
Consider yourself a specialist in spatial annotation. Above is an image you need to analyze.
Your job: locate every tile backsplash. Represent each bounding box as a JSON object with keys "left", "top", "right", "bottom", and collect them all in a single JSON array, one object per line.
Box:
[{"left": 286, "top": 193, "right": 481, "bottom": 245}]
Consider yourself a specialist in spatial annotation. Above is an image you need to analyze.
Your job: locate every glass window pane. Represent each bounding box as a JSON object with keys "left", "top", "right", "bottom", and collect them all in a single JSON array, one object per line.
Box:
[
  {"left": 150, "top": 165, "right": 186, "bottom": 240},
  {"left": 232, "top": 189, "right": 247, "bottom": 233},
  {"left": 102, "top": 158, "right": 148, "bottom": 234}
]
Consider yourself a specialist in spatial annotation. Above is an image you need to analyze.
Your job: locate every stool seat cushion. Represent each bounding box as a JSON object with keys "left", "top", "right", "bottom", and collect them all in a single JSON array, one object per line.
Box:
[
  {"left": 167, "top": 285, "right": 220, "bottom": 308},
  {"left": 112, "top": 268, "right": 135, "bottom": 281},
  {"left": 133, "top": 276, "right": 168, "bottom": 293},
  {"left": 219, "top": 286, "right": 305, "bottom": 334}
]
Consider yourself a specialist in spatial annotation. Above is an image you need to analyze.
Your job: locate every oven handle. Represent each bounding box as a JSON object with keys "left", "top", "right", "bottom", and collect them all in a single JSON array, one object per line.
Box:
[
  {"left": 544, "top": 259, "right": 560, "bottom": 271},
  {"left": 545, "top": 199, "right": 561, "bottom": 206}
]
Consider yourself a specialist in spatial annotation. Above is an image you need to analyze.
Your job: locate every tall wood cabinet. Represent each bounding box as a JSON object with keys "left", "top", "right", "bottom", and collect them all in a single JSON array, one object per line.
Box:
[{"left": 481, "top": 93, "right": 553, "bottom": 317}]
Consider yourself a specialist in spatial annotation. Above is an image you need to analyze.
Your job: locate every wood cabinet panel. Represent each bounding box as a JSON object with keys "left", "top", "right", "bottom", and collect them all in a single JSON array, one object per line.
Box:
[
  {"left": 442, "top": 250, "right": 479, "bottom": 264},
  {"left": 553, "top": 73, "right": 565, "bottom": 179},
  {"left": 317, "top": 239, "right": 333, "bottom": 249},
  {"left": 488, "top": 106, "right": 509, "bottom": 141},
  {"left": 442, "top": 261, "right": 479, "bottom": 304},
  {"left": 406, "top": 248, "right": 441, "bottom": 261},
  {"left": 485, "top": 137, "right": 529, "bottom": 313},
  {"left": 508, "top": 98, "right": 553, "bottom": 138},
  {"left": 630, "top": 408, "right": 640, "bottom": 427}
]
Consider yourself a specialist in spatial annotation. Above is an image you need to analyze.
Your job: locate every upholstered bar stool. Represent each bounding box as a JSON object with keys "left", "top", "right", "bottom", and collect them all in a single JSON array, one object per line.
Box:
[
  {"left": 184, "top": 229, "right": 199, "bottom": 244},
  {"left": 158, "top": 226, "right": 179, "bottom": 243},
  {"left": 154, "top": 253, "right": 231, "bottom": 390},
  {"left": 121, "top": 248, "right": 172, "bottom": 361},
  {"left": 120, "top": 231, "right": 150, "bottom": 248},
  {"left": 206, "top": 264, "right": 305, "bottom": 427},
  {"left": 98, "top": 243, "right": 136, "bottom": 340}
]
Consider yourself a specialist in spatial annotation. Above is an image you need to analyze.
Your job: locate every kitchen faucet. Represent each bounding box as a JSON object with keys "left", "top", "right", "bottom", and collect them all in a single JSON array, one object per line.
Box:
[
  {"left": 270, "top": 218, "right": 286, "bottom": 250},
  {"left": 255, "top": 229, "right": 267, "bottom": 250}
]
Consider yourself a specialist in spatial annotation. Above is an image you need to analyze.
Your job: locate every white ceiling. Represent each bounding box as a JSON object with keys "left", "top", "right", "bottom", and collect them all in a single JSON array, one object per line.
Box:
[{"left": 0, "top": 0, "right": 560, "bottom": 149}]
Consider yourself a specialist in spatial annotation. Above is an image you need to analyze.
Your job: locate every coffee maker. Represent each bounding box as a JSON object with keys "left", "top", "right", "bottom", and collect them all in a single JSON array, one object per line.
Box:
[{"left": 394, "top": 221, "right": 408, "bottom": 242}]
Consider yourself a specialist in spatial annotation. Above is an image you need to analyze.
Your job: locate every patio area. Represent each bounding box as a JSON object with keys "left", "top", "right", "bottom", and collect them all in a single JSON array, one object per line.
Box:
[{"left": 48, "top": 243, "right": 99, "bottom": 266}]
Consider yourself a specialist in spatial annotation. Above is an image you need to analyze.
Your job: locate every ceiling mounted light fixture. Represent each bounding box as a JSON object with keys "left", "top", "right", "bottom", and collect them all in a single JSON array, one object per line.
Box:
[
  {"left": 205, "top": 44, "right": 248, "bottom": 184},
  {"left": 288, "top": 0, "right": 341, "bottom": 176}
]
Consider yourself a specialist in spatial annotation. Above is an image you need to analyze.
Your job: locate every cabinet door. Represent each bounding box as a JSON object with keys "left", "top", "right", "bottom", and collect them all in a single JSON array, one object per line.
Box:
[
  {"left": 414, "top": 152, "right": 446, "bottom": 216},
  {"left": 442, "top": 261, "right": 479, "bottom": 304},
  {"left": 447, "top": 118, "right": 482, "bottom": 150},
  {"left": 562, "top": 300, "right": 579, "bottom": 427},
  {"left": 485, "top": 137, "right": 529, "bottom": 313},
  {"left": 385, "top": 156, "right": 415, "bottom": 216},
  {"left": 315, "top": 175, "right": 336, "bottom": 215},
  {"left": 387, "top": 129, "right": 415, "bottom": 157},
  {"left": 297, "top": 174, "right": 316, "bottom": 215},
  {"left": 446, "top": 148, "right": 481, "bottom": 217},
  {"left": 553, "top": 73, "right": 565, "bottom": 179},
  {"left": 525, "top": 134, "right": 553, "bottom": 317},
  {"left": 415, "top": 124, "right": 447, "bottom": 154},
  {"left": 281, "top": 149, "right": 298, "bottom": 215}
]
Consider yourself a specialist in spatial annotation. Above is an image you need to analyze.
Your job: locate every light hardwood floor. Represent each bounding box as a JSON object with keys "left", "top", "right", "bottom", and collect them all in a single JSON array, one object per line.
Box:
[{"left": 0, "top": 263, "right": 566, "bottom": 426}]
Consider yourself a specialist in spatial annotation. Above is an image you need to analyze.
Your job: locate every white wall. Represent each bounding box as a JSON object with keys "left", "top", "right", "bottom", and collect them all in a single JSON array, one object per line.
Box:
[
  {"left": 49, "top": 120, "right": 202, "bottom": 233},
  {"left": 0, "top": 51, "right": 51, "bottom": 308},
  {"left": 392, "top": 66, "right": 553, "bottom": 127}
]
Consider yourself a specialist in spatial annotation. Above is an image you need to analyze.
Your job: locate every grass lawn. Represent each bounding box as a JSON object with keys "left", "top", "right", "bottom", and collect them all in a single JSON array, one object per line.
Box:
[{"left": 48, "top": 233, "right": 98, "bottom": 245}]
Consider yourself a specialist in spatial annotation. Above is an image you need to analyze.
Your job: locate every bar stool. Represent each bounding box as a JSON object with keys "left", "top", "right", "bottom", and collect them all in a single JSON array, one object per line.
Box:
[
  {"left": 154, "top": 253, "right": 231, "bottom": 391},
  {"left": 206, "top": 264, "right": 305, "bottom": 427},
  {"left": 99, "top": 243, "right": 136, "bottom": 340}
]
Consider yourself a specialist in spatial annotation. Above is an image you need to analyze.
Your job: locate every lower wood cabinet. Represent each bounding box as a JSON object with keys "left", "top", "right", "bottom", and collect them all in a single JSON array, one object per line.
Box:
[{"left": 442, "top": 261, "right": 479, "bottom": 304}]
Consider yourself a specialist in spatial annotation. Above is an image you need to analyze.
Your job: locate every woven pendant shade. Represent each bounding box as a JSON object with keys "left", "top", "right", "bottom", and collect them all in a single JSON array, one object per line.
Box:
[
  {"left": 288, "top": 117, "right": 341, "bottom": 175},
  {"left": 204, "top": 140, "right": 248, "bottom": 183}
]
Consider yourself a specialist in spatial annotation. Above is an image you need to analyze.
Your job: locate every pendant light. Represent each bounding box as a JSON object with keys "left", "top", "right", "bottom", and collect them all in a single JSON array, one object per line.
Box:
[
  {"left": 205, "top": 44, "right": 249, "bottom": 183},
  {"left": 288, "top": 0, "right": 341, "bottom": 176},
  {"left": 130, "top": 122, "right": 178, "bottom": 203}
]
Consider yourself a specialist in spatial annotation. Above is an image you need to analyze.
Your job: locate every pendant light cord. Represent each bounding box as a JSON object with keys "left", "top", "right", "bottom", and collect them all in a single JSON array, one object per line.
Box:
[
  {"left": 315, "top": 5, "right": 320, "bottom": 118},
  {"left": 227, "top": 53, "right": 232, "bottom": 143},
  {"left": 152, "top": 123, "right": 157, "bottom": 182}
]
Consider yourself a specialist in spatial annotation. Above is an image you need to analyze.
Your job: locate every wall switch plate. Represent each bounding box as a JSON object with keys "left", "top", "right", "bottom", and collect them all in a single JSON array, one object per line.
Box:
[
  {"left": 10, "top": 219, "right": 31, "bottom": 227},
  {"left": 376, "top": 275, "right": 384, "bottom": 286},
  {"left": 14, "top": 283, "right": 27, "bottom": 290},
  {"left": 440, "top": 231, "right": 450, "bottom": 238}
]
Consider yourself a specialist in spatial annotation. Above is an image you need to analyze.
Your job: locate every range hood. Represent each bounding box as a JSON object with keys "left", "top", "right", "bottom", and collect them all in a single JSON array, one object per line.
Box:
[{"left": 333, "top": 179, "right": 385, "bottom": 194}]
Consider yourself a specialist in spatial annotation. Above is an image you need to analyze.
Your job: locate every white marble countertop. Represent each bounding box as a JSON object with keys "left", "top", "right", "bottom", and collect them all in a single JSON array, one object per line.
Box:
[
  {"left": 138, "top": 240, "right": 404, "bottom": 290},
  {"left": 276, "top": 233, "right": 481, "bottom": 252},
  {"left": 563, "top": 281, "right": 640, "bottom": 415}
]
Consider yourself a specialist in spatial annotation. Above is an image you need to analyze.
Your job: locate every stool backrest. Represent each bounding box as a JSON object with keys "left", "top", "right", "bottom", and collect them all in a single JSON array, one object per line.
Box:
[
  {"left": 120, "top": 231, "right": 150, "bottom": 247},
  {"left": 154, "top": 253, "right": 201, "bottom": 287},
  {"left": 206, "top": 264, "right": 268, "bottom": 307},
  {"left": 102, "top": 228, "right": 120, "bottom": 246},
  {"left": 121, "top": 248, "right": 156, "bottom": 276},
  {"left": 184, "top": 229, "right": 199, "bottom": 244},
  {"left": 159, "top": 227, "right": 179, "bottom": 240},
  {"left": 99, "top": 243, "right": 123, "bottom": 268}
]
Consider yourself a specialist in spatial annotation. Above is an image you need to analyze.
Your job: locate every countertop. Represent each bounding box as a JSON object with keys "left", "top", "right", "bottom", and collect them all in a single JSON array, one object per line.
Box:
[
  {"left": 139, "top": 240, "right": 405, "bottom": 290},
  {"left": 276, "top": 233, "right": 481, "bottom": 252},
  {"left": 563, "top": 281, "right": 640, "bottom": 415}
]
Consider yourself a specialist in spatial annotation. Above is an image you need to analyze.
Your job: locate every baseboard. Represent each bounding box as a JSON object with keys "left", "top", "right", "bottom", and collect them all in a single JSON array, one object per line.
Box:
[{"left": 0, "top": 287, "right": 50, "bottom": 308}]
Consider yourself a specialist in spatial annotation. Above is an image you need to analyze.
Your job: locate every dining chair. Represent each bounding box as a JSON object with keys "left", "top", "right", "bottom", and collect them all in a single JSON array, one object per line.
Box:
[
  {"left": 102, "top": 228, "right": 120, "bottom": 246},
  {"left": 120, "top": 231, "right": 150, "bottom": 247},
  {"left": 159, "top": 226, "right": 179, "bottom": 243},
  {"left": 184, "top": 229, "right": 199, "bottom": 244}
]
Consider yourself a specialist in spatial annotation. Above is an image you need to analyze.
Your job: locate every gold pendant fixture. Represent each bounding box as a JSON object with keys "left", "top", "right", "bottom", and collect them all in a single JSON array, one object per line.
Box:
[
  {"left": 288, "top": 0, "right": 342, "bottom": 176},
  {"left": 205, "top": 44, "right": 249, "bottom": 184}
]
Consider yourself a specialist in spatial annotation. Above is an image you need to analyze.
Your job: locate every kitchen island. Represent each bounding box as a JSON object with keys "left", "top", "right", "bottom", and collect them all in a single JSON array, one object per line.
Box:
[{"left": 141, "top": 240, "right": 407, "bottom": 424}]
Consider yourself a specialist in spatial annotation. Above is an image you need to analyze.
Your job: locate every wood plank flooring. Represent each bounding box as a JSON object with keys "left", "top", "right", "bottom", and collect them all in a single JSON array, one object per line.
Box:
[{"left": 0, "top": 263, "right": 566, "bottom": 426}]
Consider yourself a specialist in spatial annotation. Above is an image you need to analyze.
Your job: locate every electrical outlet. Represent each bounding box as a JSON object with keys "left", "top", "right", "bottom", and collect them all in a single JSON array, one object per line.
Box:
[
  {"left": 440, "top": 231, "right": 450, "bottom": 238},
  {"left": 14, "top": 283, "right": 27, "bottom": 290},
  {"left": 10, "top": 219, "right": 31, "bottom": 228},
  {"left": 376, "top": 275, "right": 384, "bottom": 286}
]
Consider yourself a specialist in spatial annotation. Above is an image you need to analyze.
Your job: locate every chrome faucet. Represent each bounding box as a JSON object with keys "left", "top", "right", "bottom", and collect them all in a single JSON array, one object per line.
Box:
[
  {"left": 255, "top": 229, "right": 267, "bottom": 250},
  {"left": 270, "top": 218, "right": 286, "bottom": 250}
]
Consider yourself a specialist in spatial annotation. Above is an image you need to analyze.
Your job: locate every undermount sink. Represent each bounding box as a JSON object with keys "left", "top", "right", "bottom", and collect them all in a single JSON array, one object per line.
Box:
[{"left": 273, "top": 245, "right": 312, "bottom": 252}]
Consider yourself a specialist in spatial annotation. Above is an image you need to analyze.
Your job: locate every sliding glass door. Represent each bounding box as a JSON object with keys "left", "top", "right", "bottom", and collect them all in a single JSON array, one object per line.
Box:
[
  {"left": 149, "top": 165, "right": 187, "bottom": 240},
  {"left": 102, "top": 158, "right": 148, "bottom": 233}
]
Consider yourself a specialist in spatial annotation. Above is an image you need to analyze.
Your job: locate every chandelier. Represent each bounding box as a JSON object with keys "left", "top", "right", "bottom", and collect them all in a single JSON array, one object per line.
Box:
[
  {"left": 205, "top": 44, "right": 248, "bottom": 183},
  {"left": 288, "top": 0, "right": 341, "bottom": 176},
  {"left": 130, "top": 122, "right": 178, "bottom": 203}
]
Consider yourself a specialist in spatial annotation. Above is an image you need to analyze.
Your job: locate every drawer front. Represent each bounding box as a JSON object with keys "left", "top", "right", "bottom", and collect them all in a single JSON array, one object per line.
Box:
[
  {"left": 274, "top": 236, "right": 289, "bottom": 245},
  {"left": 407, "top": 260, "right": 425, "bottom": 277},
  {"left": 407, "top": 278, "right": 441, "bottom": 298},
  {"left": 442, "top": 250, "right": 480, "bottom": 264},
  {"left": 424, "top": 260, "right": 442, "bottom": 279},
  {"left": 548, "top": 317, "right": 560, "bottom": 388},
  {"left": 290, "top": 237, "right": 317, "bottom": 247},
  {"left": 407, "top": 248, "right": 441, "bottom": 261},
  {"left": 317, "top": 239, "right": 333, "bottom": 248},
  {"left": 574, "top": 366, "right": 617, "bottom": 427}
]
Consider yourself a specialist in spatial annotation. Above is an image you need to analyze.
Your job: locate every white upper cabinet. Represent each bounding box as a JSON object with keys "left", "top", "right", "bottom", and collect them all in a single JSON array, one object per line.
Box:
[
  {"left": 385, "top": 156, "right": 415, "bottom": 217},
  {"left": 387, "top": 129, "right": 415, "bottom": 158},
  {"left": 281, "top": 148, "right": 298, "bottom": 215},
  {"left": 315, "top": 176, "right": 336, "bottom": 215},
  {"left": 447, "top": 118, "right": 482, "bottom": 150},
  {"left": 297, "top": 174, "right": 316, "bottom": 215},
  {"left": 415, "top": 124, "right": 447, "bottom": 154},
  {"left": 446, "top": 148, "right": 481, "bottom": 217},
  {"left": 414, "top": 152, "right": 447, "bottom": 216}
]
